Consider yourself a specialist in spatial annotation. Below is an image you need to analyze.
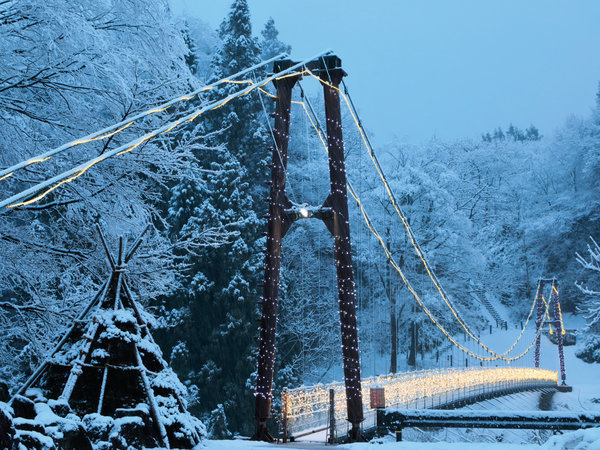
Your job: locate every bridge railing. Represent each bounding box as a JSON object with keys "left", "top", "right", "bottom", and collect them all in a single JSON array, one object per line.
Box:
[{"left": 282, "top": 367, "right": 557, "bottom": 439}]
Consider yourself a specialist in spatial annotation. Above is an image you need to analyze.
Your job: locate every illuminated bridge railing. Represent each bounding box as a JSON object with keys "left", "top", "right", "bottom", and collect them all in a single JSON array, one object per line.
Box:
[{"left": 281, "top": 367, "right": 558, "bottom": 439}]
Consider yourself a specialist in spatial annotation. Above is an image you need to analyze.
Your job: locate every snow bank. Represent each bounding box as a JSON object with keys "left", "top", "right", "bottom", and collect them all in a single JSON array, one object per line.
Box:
[{"left": 542, "top": 427, "right": 600, "bottom": 449}]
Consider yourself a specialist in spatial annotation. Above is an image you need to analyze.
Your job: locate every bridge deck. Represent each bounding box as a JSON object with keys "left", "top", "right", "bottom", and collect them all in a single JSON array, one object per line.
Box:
[{"left": 285, "top": 368, "right": 559, "bottom": 442}]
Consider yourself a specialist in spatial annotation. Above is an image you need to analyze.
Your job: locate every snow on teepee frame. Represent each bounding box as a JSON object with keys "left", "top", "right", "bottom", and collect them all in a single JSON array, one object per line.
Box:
[{"left": 10, "top": 225, "right": 203, "bottom": 449}]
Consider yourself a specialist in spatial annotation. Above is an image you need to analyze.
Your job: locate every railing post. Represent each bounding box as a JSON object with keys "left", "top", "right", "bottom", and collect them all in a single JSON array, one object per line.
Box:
[
  {"left": 282, "top": 389, "right": 289, "bottom": 443},
  {"left": 327, "top": 388, "right": 335, "bottom": 444}
]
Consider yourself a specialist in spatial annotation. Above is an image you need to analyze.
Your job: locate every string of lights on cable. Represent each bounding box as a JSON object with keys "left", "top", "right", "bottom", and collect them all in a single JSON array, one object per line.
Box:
[
  {"left": 346, "top": 180, "right": 553, "bottom": 362},
  {"left": 303, "top": 66, "right": 547, "bottom": 359},
  {"left": 257, "top": 74, "right": 554, "bottom": 363},
  {"left": 0, "top": 51, "right": 332, "bottom": 211},
  {"left": 0, "top": 53, "right": 290, "bottom": 183}
]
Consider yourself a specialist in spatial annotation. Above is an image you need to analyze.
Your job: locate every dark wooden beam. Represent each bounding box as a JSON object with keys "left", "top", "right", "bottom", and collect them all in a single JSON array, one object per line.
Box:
[
  {"left": 253, "top": 61, "right": 299, "bottom": 442},
  {"left": 379, "top": 408, "right": 600, "bottom": 437},
  {"left": 320, "top": 61, "right": 364, "bottom": 441}
]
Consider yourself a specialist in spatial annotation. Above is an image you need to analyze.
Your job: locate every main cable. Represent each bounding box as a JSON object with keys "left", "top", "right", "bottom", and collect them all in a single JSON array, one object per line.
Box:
[
  {"left": 294, "top": 77, "right": 545, "bottom": 362},
  {"left": 306, "top": 70, "right": 542, "bottom": 359},
  {"left": 0, "top": 52, "right": 290, "bottom": 182},
  {"left": 0, "top": 51, "right": 332, "bottom": 211}
]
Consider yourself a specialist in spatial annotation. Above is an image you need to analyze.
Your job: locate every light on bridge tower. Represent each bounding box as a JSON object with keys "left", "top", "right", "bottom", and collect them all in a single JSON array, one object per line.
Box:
[
  {"left": 252, "top": 55, "right": 365, "bottom": 442},
  {"left": 534, "top": 278, "right": 570, "bottom": 391}
]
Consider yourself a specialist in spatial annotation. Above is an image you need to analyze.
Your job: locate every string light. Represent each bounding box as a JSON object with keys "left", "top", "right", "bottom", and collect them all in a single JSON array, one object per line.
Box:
[
  {"left": 267, "top": 78, "right": 546, "bottom": 362},
  {"left": 1, "top": 52, "right": 331, "bottom": 210},
  {"left": 283, "top": 367, "right": 557, "bottom": 435},
  {"left": 553, "top": 285, "right": 566, "bottom": 334},
  {"left": 0, "top": 53, "right": 290, "bottom": 182}
]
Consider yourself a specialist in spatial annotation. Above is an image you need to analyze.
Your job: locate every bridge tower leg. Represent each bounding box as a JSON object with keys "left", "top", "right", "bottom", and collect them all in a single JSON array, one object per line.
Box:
[
  {"left": 550, "top": 280, "right": 567, "bottom": 385},
  {"left": 253, "top": 60, "right": 299, "bottom": 442},
  {"left": 534, "top": 279, "right": 545, "bottom": 368},
  {"left": 319, "top": 59, "right": 365, "bottom": 440}
]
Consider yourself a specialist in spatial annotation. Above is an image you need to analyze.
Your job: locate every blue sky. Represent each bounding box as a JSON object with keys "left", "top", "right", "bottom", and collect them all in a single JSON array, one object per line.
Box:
[{"left": 170, "top": 0, "right": 600, "bottom": 145}]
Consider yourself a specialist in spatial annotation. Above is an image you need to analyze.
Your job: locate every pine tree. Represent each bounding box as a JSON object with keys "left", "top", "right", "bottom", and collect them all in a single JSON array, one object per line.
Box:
[
  {"left": 525, "top": 125, "right": 541, "bottom": 141},
  {"left": 163, "top": 149, "right": 261, "bottom": 433},
  {"left": 206, "top": 0, "right": 269, "bottom": 187},
  {"left": 260, "top": 17, "right": 291, "bottom": 60},
  {"left": 160, "top": 0, "right": 273, "bottom": 434},
  {"left": 181, "top": 21, "right": 199, "bottom": 76},
  {"left": 493, "top": 127, "right": 505, "bottom": 141}
]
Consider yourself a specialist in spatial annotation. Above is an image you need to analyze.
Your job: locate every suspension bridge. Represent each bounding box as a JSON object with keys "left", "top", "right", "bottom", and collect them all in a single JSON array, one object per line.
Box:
[{"left": 1, "top": 50, "right": 593, "bottom": 445}]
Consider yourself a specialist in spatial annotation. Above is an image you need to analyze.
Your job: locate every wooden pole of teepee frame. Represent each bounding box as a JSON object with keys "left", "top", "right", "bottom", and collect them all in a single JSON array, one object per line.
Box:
[
  {"left": 61, "top": 237, "right": 126, "bottom": 404},
  {"left": 59, "top": 321, "right": 101, "bottom": 403},
  {"left": 11, "top": 278, "right": 110, "bottom": 400},
  {"left": 113, "top": 237, "right": 125, "bottom": 310},
  {"left": 97, "top": 224, "right": 116, "bottom": 269},
  {"left": 119, "top": 277, "right": 202, "bottom": 444},
  {"left": 125, "top": 224, "right": 150, "bottom": 263},
  {"left": 97, "top": 366, "right": 109, "bottom": 415},
  {"left": 134, "top": 345, "right": 170, "bottom": 449}
]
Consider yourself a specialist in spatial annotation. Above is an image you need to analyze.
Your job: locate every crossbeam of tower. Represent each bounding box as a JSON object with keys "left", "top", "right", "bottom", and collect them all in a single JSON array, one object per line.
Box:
[{"left": 252, "top": 55, "right": 364, "bottom": 442}]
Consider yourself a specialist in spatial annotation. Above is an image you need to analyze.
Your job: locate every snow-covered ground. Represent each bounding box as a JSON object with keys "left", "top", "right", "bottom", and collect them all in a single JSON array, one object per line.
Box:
[{"left": 199, "top": 428, "right": 600, "bottom": 450}]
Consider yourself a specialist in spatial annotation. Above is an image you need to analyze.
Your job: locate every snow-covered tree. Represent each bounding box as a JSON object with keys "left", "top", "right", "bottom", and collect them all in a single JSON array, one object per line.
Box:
[
  {"left": 260, "top": 17, "right": 291, "bottom": 61},
  {"left": 206, "top": 0, "right": 269, "bottom": 187},
  {"left": 575, "top": 237, "right": 600, "bottom": 363},
  {"left": 157, "top": 0, "right": 272, "bottom": 434},
  {"left": 161, "top": 148, "right": 262, "bottom": 433},
  {"left": 350, "top": 143, "right": 488, "bottom": 369},
  {"left": 178, "top": 18, "right": 219, "bottom": 82},
  {"left": 0, "top": 0, "right": 227, "bottom": 391}
]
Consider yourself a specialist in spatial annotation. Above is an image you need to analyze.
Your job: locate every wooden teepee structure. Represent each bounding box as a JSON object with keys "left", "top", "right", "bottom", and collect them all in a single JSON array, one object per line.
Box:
[{"left": 11, "top": 225, "right": 203, "bottom": 449}]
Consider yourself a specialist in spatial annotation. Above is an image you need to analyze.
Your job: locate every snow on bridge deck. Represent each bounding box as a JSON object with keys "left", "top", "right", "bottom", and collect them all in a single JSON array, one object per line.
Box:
[{"left": 379, "top": 408, "right": 600, "bottom": 432}]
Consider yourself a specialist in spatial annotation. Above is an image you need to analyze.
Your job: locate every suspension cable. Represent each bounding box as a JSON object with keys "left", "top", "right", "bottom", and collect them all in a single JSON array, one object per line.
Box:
[
  {"left": 0, "top": 53, "right": 290, "bottom": 182},
  {"left": 303, "top": 70, "right": 543, "bottom": 359},
  {"left": 0, "top": 51, "right": 332, "bottom": 211},
  {"left": 346, "top": 180, "right": 551, "bottom": 362},
  {"left": 294, "top": 77, "right": 545, "bottom": 362}
]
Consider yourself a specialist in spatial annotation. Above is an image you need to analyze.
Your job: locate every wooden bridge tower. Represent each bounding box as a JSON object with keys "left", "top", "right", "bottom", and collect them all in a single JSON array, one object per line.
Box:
[
  {"left": 534, "top": 278, "right": 568, "bottom": 387},
  {"left": 253, "top": 55, "right": 364, "bottom": 442}
]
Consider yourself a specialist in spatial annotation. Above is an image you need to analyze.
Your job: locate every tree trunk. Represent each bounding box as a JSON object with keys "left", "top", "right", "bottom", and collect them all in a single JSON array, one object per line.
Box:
[{"left": 390, "top": 301, "right": 397, "bottom": 373}]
